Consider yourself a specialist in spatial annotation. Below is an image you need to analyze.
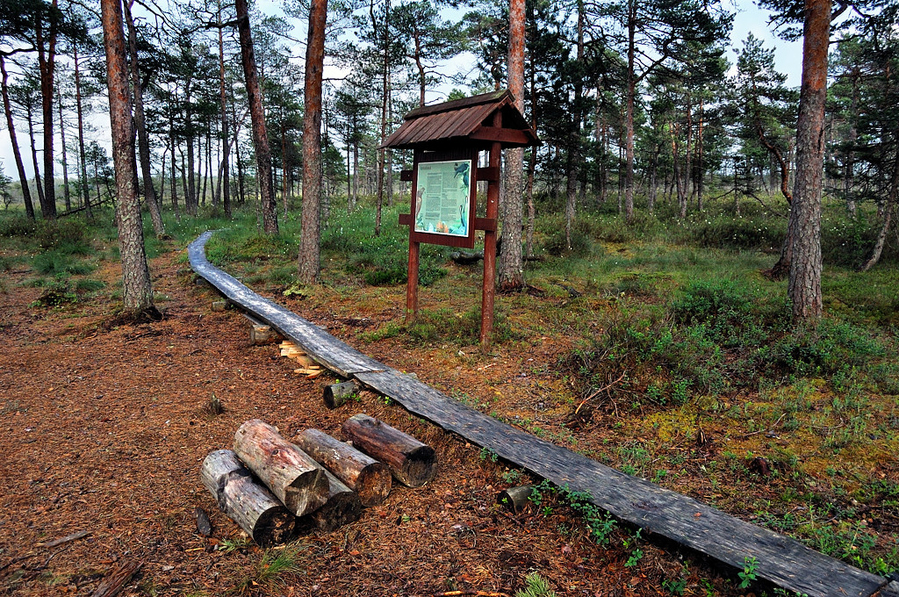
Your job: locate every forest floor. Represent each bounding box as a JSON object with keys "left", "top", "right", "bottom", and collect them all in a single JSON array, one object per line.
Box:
[{"left": 0, "top": 237, "right": 894, "bottom": 597}]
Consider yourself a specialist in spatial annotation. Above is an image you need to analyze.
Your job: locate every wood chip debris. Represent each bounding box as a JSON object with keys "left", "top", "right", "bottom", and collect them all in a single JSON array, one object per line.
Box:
[{"left": 278, "top": 341, "right": 323, "bottom": 377}]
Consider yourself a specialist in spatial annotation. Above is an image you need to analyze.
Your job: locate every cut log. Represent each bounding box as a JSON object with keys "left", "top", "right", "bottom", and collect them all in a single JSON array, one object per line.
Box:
[
  {"left": 341, "top": 414, "right": 436, "bottom": 487},
  {"left": 232, "top": 420, "right": 330, "bottom": 516},
  {"left": 295, "top": 469, "right": 362, "bottom": 534},
  {"left": 211, "top": 299, "right": 228, "bottom": 311},
  {"left": 295, "top": 428, "right": 392, "bottom": 506},
  {"left": 323, "top": 381, "right": 359, "bottom": 409},
  {"left": 497, "top": 486, "right": 534, "bottom": 513},
  {"left": 200, "top": 449, "right": 296, "bottom": 545},
  {"left": 251, "top": 324, "right": 281, "bottom": 345},
  {"left": 450, "top": 250, "right": 484, "bottom": 265}
]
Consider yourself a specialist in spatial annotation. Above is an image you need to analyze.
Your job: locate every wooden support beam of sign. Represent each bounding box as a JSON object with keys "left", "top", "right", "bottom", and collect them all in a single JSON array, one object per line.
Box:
[
  {"left": 469, "top": 127, "right": 531, "bottom": 145},
  {"left": 400, "top": 169, "right": 413, "bottom": 182},
  {"left": 475, "top": 167, "right": 499, "bottom": 182},
  {"left": 402, "top": 213, "right": 495, "bottom": 232},
  {"left": 474, "top": 218, "right": 496, "bottom": 232}
]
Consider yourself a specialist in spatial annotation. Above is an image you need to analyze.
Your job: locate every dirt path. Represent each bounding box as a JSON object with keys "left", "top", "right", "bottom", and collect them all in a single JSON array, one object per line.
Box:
[{"left": 0, "top": 249, "right": 736, "bottom": 597}]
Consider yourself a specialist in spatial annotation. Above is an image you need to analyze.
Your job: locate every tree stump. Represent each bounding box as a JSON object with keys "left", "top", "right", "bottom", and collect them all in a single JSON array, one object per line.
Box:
[
  {"left": 295, "top": 428, "right": 392, "bottom": 506},
  {"left": 341, "top": 414, "right": 436, "bottom": 487},
  {"left": 323, "top": 381, "right": 358, "bottom": 409},
  {"left": 295, "top": 469, "right": 362, "bottom": 534},
  {"left": 233, "top": 419, "right": 329, "bottom": 516},
  {"left": 497, "top": 485, "right": 534, "bottom": 513},
  {"left": 199, "top": 449, "right": 295, "bottom": 546}
]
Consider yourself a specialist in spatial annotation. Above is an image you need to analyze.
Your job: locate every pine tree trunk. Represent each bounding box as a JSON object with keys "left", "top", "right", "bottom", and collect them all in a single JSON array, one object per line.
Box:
[
  {"left": 0, "top": 56, "right": 35, "bottom": 219},
  {"left": 26, "top": 106, "right": 46, "bottom": 211},
  {"left": 236, "top": 0, "right": 278, "bottom": 234},
  {"left": 170, "top": 132, "right": 179, "bottom": 214},
  {"left": 101, "top": 0, "right": 155, "bottom": 316},
  {"left": 498, "top": 0, "right": 526, "bottom": 290},
  {"left": 373, "top": 0, "right": 390, "bottom": 236},
  {"left": 788, "top": 0, "right": 830, "bottom": 321},
  {"left": 859, "top": 132, "right": 899, "bottom": 272},
  {"left": 218, "top": 7, "right": 231, "bottom": 218},
  {"left": 299, "top": 0, "right": 328, "bottom": 284},
  {"left": 73, "top": 46, "right": 90, "bottom": 216},
  {"left": 37, "top": 0, "right": 58, "bottom": 220},
  {"left": 124, "top": 0, "right": 164, "bottom": 235},
  {"left": 623, "top": 0, "right": 636, "bottom": 224},
  {"left": 57, "top": 88, "right": 70, "bottom": 212}
]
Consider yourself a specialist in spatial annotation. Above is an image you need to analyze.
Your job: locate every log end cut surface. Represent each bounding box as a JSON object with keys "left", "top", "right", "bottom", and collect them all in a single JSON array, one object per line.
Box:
[{"left": 355, "top": 462, "right": 393, "bottom": 506}]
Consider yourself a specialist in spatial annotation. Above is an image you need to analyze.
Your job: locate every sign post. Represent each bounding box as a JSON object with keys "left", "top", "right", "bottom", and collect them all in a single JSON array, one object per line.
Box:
[{"left": 383, "top": 91, "right": 538, "bottom": 346}]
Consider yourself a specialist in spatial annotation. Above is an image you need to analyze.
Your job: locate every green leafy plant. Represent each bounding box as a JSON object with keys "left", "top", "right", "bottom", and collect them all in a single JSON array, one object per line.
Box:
[{"left": 738, "top": 556, "right": 758, "bottom": 588}]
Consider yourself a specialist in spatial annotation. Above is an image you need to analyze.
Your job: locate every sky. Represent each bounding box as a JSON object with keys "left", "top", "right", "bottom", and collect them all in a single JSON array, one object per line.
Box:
[{"left": 0, "top": 1, "right": 803, "bottom": 181}]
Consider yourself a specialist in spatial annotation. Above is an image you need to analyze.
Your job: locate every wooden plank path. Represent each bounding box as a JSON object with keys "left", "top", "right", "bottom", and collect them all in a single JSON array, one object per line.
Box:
[
  {"left": 189, "top": 232, "right": 384, "bottom": 378},
  {"left": 188, "top": 232, "right": 889, "bottom": 597}
]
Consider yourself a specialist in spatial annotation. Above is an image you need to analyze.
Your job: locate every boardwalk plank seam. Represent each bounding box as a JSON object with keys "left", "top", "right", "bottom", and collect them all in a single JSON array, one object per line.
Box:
[{"left": 188, "top": 231, "right": 888, "bottom": 597}]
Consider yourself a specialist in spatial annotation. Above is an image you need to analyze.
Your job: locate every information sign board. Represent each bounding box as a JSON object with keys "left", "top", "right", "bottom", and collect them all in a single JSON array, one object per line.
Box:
[
  {"left": 410, "top": 153, "right": 477, "bottom": 248},
  {"left": 414, "top": 159, "right": 472, "bottom": 237}
]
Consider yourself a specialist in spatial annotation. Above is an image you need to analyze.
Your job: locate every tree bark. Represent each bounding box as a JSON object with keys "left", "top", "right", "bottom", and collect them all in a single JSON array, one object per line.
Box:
[
  {"left": 57, "top": 87, "right": 70, "bottom": 211},
  {"left": 25, "top": 102, "right": 45, "bottom": 210},
  {"left": 200, "top": 449, "right": 296, "bottom": 546},
  {"left": 37, "top": 0, "right": 58, "bottom": 220},
  {"left": 235, "top": 0, "right": 278, "bottom": 234},
  {"left": 295, "top": 428, "right": 392, "bottom": 506},
  {"left": 233, "top": 419, "right": 329, "bottom": 516},
  {"left": 788, "top": 0, "right": 830, "bottom": 322},
  {"left": 217, "top": 1, "right": 231, "bottom": 218},
  {"left": 624, "top": 0, "right": 636, "bottom": 224},
  {"left": 101, "top": 0, "right": 155, "bottom": 316},
  {"left": 124, "top": 0, "right": 164, "bottom": 236},
  {"left": 299, "top": 0, "right": 328, "bottom": 284},
  {"left": 0, "top": 56, "right": 35, "bottom": 219},
  {"left": 373, "top": 0, "right": 391, "bottom": 236},
  {"left": 563, "top": 0, "right": 584, "bottom": 250},
  {"left": 498, "top": 0, "right": 526, "bottom": 290},
  {"left": 342, "top": 414, "right": 436, "bottom": 487}
]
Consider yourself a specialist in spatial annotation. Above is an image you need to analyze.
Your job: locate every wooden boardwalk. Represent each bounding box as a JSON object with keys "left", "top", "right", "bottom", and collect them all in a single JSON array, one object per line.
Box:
[{"left": 189, "top": 232, "right": 893, "bottom": 597}]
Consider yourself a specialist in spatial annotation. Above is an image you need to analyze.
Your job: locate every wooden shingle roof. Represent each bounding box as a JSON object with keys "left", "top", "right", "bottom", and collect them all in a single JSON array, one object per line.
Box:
[{"left": 382, "top": 90, "right": 539, "bottom": 150}]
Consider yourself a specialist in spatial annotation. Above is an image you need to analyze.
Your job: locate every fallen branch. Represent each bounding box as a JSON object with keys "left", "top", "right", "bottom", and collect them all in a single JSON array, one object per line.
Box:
[
  {"left": 574, "top": 372, "right": 626, "bottom": 414},
  {"left": 36, "top": 530, "right": 91, "bottom": 548}
]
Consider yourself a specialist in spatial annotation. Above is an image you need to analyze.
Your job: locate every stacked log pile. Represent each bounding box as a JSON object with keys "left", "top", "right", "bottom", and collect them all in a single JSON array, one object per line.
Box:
[{"left": 200, "top": 415, "right": 436, "bottom": 545}]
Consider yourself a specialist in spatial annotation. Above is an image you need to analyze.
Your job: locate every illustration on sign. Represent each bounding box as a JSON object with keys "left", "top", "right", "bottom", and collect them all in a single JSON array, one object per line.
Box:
[{"left": 414, "top": 160, "right": 471, "bottom": 237}]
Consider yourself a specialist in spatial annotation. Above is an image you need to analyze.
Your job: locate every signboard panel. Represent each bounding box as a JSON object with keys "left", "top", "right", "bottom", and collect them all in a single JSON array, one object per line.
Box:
[
  {"left": 410, "top": 151, "right": 478, "bottom": 248},
  {"left": 415, "top": 160, "right": 471, "bottom": 237}
]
